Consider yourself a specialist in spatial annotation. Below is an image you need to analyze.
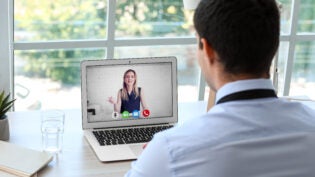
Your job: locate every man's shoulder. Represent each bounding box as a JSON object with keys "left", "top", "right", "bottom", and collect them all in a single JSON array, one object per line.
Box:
[{"left": 156, "top": 113, "right": 233, "bottom": 149}]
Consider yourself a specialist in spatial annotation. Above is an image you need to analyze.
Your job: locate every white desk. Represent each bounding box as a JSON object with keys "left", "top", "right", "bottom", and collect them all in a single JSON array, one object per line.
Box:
[
  {"left": 7, "top": 102, "right": 207, "bottom": 177},
  {"left": 7, "top": 99, "right": 315, "bottom": 177}
]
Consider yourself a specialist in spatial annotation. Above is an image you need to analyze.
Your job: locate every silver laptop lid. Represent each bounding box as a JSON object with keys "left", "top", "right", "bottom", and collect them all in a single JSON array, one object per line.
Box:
[{"left": 81, "top": 56, "right": 178, "bottom": 129}]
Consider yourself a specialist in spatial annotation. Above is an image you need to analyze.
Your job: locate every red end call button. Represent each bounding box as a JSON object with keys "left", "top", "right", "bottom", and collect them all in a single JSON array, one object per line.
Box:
[{"left": 142, "top": 109, "right": 150, "bottom": 118}]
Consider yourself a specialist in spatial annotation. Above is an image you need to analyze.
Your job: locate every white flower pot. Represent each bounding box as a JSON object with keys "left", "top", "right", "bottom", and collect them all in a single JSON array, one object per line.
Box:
[{"left": 0, "top": 116, "right": 10, "bottom": 141}]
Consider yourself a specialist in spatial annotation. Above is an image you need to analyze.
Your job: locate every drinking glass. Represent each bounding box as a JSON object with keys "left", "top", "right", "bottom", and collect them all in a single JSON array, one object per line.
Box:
[{"left": 41, "top": 110, "right": 65, "bottom": 153}]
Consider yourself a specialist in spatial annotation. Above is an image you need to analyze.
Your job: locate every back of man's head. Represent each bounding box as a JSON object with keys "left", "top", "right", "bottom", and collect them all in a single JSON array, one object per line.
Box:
[{"left": 194, "top": 0, "right": 280, "bottom": 76}]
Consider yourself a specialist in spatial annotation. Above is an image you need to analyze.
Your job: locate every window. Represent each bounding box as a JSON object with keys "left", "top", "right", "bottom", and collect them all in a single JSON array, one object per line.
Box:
[
  {"left": 277, "top": 0, "right": 315, "bottom": 99},
  {"left": 12, "top": 0, "right": 198, "bottom": 111},
  {"left": 1, "top": 0, "right": 315, "bottom": 111}
]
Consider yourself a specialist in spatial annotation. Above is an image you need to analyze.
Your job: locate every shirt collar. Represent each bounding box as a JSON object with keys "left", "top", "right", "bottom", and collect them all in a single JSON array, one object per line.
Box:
[{"left": 215, "top": 79, "right": 275, "bottom": 104}]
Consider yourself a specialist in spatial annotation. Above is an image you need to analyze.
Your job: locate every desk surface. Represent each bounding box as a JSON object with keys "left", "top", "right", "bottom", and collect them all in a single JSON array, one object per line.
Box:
[
  {"left": 7, "top": 99, "right": 315, "bottom": 177},
  {"left": 7, "top": 102, "right": 207, "bottom": 177}
]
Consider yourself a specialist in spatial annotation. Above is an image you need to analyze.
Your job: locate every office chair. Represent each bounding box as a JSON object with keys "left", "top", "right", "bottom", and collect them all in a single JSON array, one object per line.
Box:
[{"left": 207, "top": 89, "right": 216, "bottom": 111}]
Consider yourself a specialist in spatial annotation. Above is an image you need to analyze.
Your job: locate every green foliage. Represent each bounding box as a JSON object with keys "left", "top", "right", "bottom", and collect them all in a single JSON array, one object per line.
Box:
[
  {"left": 294, "top": 0, "right": 315, "bottom": 80},
  {"left": 14, "top": 0, "right": 193, "bottom": 85},
  {"left": 15, "top": 0, "right": 107, "bottom": 85},
  {"left": 115, "top": 0, "right": 189, "bottom": 36},
  {"left": 13, "top": 0, "right": 315, "bottom": 84},
  {"left": 15, "top": 0, "right": 107, "bottom": 40},
  {"left": 0, "top": 91, "right": 16, "bottom": 120},
  {"left": 18, "top": 49, "right": 104, "bottom": 85}
]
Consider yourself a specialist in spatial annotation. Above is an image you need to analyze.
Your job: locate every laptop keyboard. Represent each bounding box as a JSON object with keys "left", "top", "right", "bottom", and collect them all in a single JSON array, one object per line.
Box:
[{"left": 92, "top": 125, "right": 173, "bottom": 146}]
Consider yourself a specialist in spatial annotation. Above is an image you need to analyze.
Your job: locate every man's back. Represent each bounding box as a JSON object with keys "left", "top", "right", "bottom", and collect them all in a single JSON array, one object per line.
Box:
[
  {"left": 158, "top": 94, "right": 315, "bottom": 176},
  {"left": 161, "top": 80, "right": 315, "bottom": 177},
  {"left": 207, "top": 132, "right": 315, "bottom": 177},
  {"left": 125, "top": 80, "right": 315, "bottom": 177}
]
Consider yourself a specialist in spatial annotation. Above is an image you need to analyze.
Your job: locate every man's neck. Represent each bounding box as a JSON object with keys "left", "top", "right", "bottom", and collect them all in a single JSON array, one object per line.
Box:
[{"left": 216, "top": 73, "right": 269, "bottom": 91}]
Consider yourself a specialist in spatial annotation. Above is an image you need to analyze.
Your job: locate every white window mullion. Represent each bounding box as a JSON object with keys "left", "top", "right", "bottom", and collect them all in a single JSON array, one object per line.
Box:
[
  {"left": 115, "top": 37, "right": 196, "bottom": 46},
  {"left": 14, "top": 40, "right": 110, "bottom": 50},
  {"left": 283, "top": 0, "right": 301, "bottom": 96},
  {"left": 14, "top": 37, "right": 197, "bottom": 50},
  {"left": 106, "top": 0, "right": 117, "bottom": 59}
]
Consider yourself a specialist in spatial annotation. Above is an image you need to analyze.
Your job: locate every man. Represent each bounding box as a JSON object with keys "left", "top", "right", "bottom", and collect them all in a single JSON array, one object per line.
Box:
[{"left": 125, "top": 0, "right": 315, "bottom": 176}]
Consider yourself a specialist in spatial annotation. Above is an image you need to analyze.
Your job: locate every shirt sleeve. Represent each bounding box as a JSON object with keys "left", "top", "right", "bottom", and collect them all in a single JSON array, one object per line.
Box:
[{"left": 124, "top": 134, "right": 173, "bottom": 177}]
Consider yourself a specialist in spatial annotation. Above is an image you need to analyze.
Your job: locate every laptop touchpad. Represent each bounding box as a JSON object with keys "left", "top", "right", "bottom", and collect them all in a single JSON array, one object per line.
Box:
[{"left": 129, "top": 144, "right": 144, "bottom": 157}]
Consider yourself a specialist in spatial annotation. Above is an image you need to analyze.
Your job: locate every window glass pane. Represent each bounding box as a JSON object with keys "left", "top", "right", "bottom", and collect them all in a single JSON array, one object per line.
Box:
[
  {"left": 115, "top": 0, "right": 194, "bottom": 38},
  {"left": 14, "top": 0, "right": 107, "bottom": 41},
  {"left": 115, "top": 45, "right": 200, "bottom": 102},
  {"left": 290, "top": 41, "right": 315, "bottom": 99},
  {"left": 14, "top": 49, "right": 106, "bottom": 110},
  {"left": 298, "top": 0, "right": 315, "bottom": 34},
  {"left": 278, "top": 0, "right": 292, "bottom": 35}
]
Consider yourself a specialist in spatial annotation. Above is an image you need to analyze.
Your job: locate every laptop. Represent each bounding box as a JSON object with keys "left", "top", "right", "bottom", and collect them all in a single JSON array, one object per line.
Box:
[{"left": 81, "top": 56, "right": 178, "bottom": 162}]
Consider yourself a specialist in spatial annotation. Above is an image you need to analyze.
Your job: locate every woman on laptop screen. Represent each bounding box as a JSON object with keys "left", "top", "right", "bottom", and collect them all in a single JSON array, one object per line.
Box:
[{"left": 108, "top": 69, "right": 149, "bottom": 118}]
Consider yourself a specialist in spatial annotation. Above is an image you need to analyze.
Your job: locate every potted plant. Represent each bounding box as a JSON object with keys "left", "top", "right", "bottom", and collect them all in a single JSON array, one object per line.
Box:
[{"left": 0, "top": 90, "right": 16, "bottom": 141}]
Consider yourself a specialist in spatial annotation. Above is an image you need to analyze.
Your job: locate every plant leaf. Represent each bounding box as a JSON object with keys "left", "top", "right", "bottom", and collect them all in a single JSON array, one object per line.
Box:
[
  {"left": 0, "top": 99, "right": 15, "bottom": 115},
  {"left": 3, "top": 93, "right": 10, "bottom": 104},
  {"left": 0, "top": 94, "right": 11, "bottom": 110},
  {"left": 0, "top": 91, "right": 4, "bottom": 106},
  {"left": 0, "top": 106, "right": 13, "bottom": 116},
  {"left": 0, "top": 92, "right": 15, "bottom": 117},
  {"left": 2, "top": 99, "right": 16, "bottom": 110}
]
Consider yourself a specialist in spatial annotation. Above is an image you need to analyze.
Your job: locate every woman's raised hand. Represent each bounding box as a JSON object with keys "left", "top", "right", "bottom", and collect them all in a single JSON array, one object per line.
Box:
[{"left": 108, "top": 96, "right": 116, "bottom": 105}]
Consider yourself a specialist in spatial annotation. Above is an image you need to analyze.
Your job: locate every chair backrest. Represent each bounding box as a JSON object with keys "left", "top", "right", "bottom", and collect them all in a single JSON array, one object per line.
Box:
[
  {"left": 207, "top": 88, "right": 216, "bottom": 111},
  {"left": 207, "top": 133, "right": 315, "bottom": 177}
]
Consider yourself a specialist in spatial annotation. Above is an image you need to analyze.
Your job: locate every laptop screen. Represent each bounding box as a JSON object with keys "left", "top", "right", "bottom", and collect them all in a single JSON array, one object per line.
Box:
[{"left": 81, "top": 57, "right": 178, "bottom": 129}]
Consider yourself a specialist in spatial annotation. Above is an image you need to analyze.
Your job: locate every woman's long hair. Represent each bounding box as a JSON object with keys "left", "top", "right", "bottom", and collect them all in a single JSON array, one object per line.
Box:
[{"left": 121, "top": 69, "right": 139, "bottom": 101}]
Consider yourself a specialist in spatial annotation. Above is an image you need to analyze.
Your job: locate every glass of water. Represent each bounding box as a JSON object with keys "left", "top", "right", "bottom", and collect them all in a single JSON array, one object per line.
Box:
[{"left": 41, "top": 110, "right": 65, "bottom": 154}]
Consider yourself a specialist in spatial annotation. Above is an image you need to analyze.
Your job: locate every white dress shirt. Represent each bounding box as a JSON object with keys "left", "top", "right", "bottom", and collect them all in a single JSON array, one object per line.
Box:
[{"left": 125, "top": 79, "right": 315, "bottom": 177}]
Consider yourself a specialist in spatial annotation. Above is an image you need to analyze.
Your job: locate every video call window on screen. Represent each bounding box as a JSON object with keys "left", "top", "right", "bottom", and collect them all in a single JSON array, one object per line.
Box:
[{"left": 86, "top": 62, "right": 173, "bottom": 123}]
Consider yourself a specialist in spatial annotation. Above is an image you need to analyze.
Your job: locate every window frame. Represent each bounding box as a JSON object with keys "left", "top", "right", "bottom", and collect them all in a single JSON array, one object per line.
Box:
[
  {"left": 0, "top": 0, "right": 13, "bottom": 94},
  {"left": 10, "top": 0, "right": 205, "bottom": 103},
  {"left": 2, "top": 0, "right": 315, "bottom": 105},
  {"left": 280, "top": 0, "right": 315, "bottom": 96}
]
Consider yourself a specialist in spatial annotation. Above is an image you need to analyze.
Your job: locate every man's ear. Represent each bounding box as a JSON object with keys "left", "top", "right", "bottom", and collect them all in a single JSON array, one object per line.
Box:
[{"left": 200, "top": 38, "right": 216, "bottom": 64}]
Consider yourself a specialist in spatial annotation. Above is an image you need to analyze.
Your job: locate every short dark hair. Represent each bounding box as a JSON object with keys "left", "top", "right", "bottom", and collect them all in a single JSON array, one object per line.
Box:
[{"left": 194, "top": 0, "right": 280, "bottom": 76}]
